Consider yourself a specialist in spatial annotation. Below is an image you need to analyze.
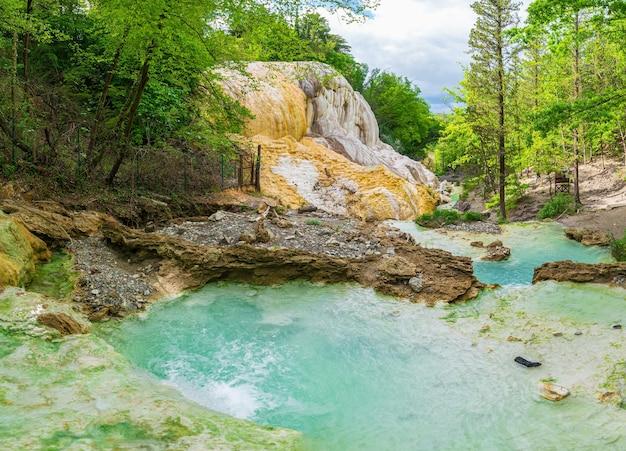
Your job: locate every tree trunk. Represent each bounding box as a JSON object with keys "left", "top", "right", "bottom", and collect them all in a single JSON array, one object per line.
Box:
[
  {"left": 87, "top": 28, "right": 129, "bottom": 168},
  {"left": 572, "top": 13, "right": 582, "bottom": 206},
  {"left": 105, "top": 43, "right": 155, "bottom": 186},
  {"left": 23, "top": 0, "right": 34, "bottom": 82},
  {"left": 619, "top": 126, "right": 626, "bottom": 167},
  {"left": 11, "top": 31, "right": 18, "bottom": 164},
  {"left": 497, "top": 11, "right": 507, "bottom": 220}
]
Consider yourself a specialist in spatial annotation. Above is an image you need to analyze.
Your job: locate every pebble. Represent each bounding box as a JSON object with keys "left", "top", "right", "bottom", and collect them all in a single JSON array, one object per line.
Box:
[
  {"left": 575, "top": 331, "right": 583, "bottom": 336},
  {"left": 612, "top": 324, "right": 622, "bottom": 330}
]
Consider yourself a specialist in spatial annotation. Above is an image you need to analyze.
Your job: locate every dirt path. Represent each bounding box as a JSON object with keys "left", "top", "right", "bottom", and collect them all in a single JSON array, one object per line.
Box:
[{"left": 507, "top": 159, "right": 626, "bottom": 232}]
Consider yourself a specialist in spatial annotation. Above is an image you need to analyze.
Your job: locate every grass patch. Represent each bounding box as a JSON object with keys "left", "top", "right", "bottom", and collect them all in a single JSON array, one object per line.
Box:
[
  {"left": 416, "top": 209, "right": 483, "bottom": 228},
  {"left": 305, "top": 219, "right": 322, "bottom": 226},
  {"left": 610, "top": 230, "right": 626, "bottom": 262},
  {"left": 537, "top": 193, "right": 575, "bottom": 219}
]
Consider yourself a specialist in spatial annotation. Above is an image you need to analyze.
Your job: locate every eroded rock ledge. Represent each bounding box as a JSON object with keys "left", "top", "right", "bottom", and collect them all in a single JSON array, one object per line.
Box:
[
  {"left": 1, "top": 200, "right": 483, "bottom": 317},
  {"left": 101, "top": 219, "right": 483, "bottom": 314},
  {"left": 533, "top": 261, "right": 626, "bottom": 288}
]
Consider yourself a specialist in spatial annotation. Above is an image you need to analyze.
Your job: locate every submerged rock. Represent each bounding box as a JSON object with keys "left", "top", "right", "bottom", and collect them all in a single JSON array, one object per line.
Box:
[
  {"left": 533, "top": 261, "right": 626, "bottom": 288},
  {"left": 565, "top": 227, "right": 612, "bottom": 247},
  {"left": 540, "top": 383, "right": 570, "bottom": 402}
]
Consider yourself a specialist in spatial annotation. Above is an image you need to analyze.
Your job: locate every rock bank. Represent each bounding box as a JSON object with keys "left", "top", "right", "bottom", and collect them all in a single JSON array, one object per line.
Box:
[
  {"left": 101, "top": 217, "right": 483, "bottom": 315},
  {"left": 565, "top": 228, "right": 613, "bottom": 247},
  {"left": 533, "top": 261, "right": 626, "bottom": 288}
]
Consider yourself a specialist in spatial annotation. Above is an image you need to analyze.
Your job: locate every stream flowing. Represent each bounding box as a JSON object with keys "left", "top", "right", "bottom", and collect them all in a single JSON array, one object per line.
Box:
[{"left": 104, "top": 222, "right": 626, "bottom": 450}]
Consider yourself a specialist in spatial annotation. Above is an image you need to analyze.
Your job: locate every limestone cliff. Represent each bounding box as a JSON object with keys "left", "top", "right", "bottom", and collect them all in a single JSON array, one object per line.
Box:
[{"left": 219, "top": 62, "right": 438, "bottom": 220}]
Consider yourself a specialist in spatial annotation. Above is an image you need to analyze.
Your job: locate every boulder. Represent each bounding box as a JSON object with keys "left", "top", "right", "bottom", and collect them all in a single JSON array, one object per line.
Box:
[
  {"left": 565, "top": 227, "right": 612, "bottom": 246},
  {"left": 209, "top": 210, "right": 227, "bottom": 222},
  {"left": 481, "top": 244, "right": 511, "bottom": 262},
  {"left": 408, "top": 275, "right": 424, "bottom": 293},
  {"left": 540, "top": 382, "right": 570, "bottom": 402},
  {"left": 1, "top": 200, "right": 108, "bottom": 242},
  {"left": 454, "top": 200, "right": 472, "bottom": 213}
]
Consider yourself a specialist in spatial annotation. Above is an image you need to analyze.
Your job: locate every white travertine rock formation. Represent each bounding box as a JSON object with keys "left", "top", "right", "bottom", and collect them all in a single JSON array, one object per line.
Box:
[{"left": 217, "top": 62, "right": 438, "bottom": 220}]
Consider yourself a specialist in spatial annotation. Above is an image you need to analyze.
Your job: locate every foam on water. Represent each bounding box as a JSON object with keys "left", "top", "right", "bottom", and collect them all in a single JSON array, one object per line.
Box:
[{"left": 105, "top": 276, "right": 626, "bottom": 450}]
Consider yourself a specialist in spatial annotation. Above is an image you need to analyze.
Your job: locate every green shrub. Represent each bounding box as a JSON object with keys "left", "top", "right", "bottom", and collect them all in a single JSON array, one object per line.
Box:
[
  {"left": 537, "top": 194, "right": 575, "bottom": 219},
  {"left": 610, "top": 231, "right": 626, "bottom": 262},
  {"left": 485, "top": 176, "right": 528, "bottom": 214},
  {"left": 463, "top": 211, "right": 483, "bottom": 222},
  {"left": 416, "top": 209, "right": 482, "bottom": 228},
  {"left": 305, "top": 219, "right": 322, "bottom": 226}
]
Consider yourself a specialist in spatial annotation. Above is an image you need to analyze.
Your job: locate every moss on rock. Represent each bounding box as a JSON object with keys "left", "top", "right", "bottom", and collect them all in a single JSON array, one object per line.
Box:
[{"left": 0, "top": 212, "right": 50, "bottom": 289}]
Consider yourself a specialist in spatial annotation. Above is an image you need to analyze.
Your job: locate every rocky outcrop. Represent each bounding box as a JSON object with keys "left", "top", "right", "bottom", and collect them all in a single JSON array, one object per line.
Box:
[
  {"left": 218, "top": 62, "right": 438, "bottom": 220},
  {"left": 0, "top": 212, "right": 50, "bottom": 288},
  {"left": 533, "top": 261, "right": 626, "bottom": 287},
  {"left": 101, "top": 220, "right": 482, "bottom": 311},
  {"left": 1, "top": 200, "right": 107, "bottom": 242},
  {"left": 564, "top": 227, "right": 612, "bottom": 246},
  {"left": 481, "top": 240, "right": 511, "bottom": 262}
]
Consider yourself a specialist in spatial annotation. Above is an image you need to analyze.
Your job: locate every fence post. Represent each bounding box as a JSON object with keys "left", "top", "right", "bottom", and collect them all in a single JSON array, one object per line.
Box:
[
  {"left": 255, "top": 144, "right": 261, "bottom": 192},
  {"left": 220, "top": 154, "right": 224, "bottom": 190},
  {"left": 238, "top": 153, "right": 243, "bottom": 188}
]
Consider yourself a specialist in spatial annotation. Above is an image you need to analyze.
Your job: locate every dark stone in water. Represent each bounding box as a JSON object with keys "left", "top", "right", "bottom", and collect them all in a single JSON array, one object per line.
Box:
[
  {"left": 514, "top": 356, "right": 542, "bottom": 368},
  {"left": 613, "top": 324, "right": 622, "bottom": 330}
]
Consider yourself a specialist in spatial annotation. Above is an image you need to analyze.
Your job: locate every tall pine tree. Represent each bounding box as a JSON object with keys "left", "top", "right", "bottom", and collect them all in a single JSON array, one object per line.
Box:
[{"left": 468, "top": 0, "right": 520, "bottom": 219}]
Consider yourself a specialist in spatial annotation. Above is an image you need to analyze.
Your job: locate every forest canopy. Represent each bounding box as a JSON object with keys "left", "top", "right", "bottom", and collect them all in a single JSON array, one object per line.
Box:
[
  {"left": 0, "top": 0, "right": 434, "bottom": 192},
  {"left": 432, "top": 0, "right": 626, "bottom": 217}
]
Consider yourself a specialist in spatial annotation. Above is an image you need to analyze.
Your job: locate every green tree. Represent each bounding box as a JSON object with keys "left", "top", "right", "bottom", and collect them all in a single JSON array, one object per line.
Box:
[
  {"left": 362, "top": 70, "right": 438, "bottom": 158},
  {"left": 468, "top": 0, "right": 521, "bottom": 220}
]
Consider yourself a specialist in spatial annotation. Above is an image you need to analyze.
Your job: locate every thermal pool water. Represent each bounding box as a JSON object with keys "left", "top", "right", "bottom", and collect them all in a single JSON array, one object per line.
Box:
[{"left": 103, "top": 222, "right": 626, "bottom": 450}]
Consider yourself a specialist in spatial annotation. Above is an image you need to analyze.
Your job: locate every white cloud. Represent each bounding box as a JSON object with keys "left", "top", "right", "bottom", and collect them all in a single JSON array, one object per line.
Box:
[{"left": 323, "top": 0, "right": 531, "bottom": 113}]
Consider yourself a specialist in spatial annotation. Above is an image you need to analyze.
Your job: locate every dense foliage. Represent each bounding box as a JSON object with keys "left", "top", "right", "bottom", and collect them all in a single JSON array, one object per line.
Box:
[
  {"left": 416, "top": 209, "right": 483, "bottom": 228},
  {"left": 362, "top": 70, "right": 439, "bottom": 159},
  {"left": 433, "top": 0, "right": 626, "bottom": 216},
  {"left": 611, "top": 231, "right": 626, "bottom": 262},
  {"left": 0, "top": 0, "right": 436, "bottom": 193},
  {"left": 536, "top": 193, "right": 575, "bottom": 219}
]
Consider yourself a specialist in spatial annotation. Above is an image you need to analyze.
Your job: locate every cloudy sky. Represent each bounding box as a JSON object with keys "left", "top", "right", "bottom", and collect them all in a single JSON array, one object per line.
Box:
[{"left": 324, "top": 0, "right": 531, "bottom": 113}]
